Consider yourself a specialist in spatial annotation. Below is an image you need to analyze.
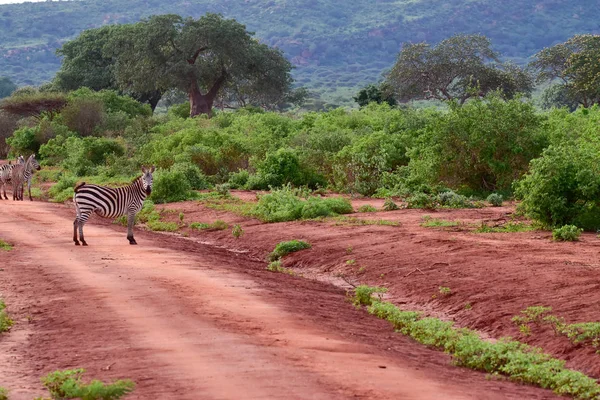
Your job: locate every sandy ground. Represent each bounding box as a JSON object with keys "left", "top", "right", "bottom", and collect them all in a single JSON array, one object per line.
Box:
[{"left": 0, "top": 200, "right": 559, "bottom": 399}]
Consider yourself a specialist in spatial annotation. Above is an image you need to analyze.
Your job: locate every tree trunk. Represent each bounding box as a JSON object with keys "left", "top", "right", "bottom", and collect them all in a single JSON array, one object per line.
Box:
[{"left": 188, "top": 83, "right": 214, "bottom": 118}]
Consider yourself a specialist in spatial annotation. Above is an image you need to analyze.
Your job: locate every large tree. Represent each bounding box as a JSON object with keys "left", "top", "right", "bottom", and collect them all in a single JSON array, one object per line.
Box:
[
  {"left": 385, "top": 34, "right": 533, "bottom": 104},
  {"left": 0, "top": 77, "right": 17, "bottom": 99},
  {"left": 55, "top": 25, "right": 163, "bottom": 111},
  {"left": 107, "top": 14, "right": 295, "bottom": 117},
  {"left": 531, "top": 34, "right": 600, "bottom": 109}
]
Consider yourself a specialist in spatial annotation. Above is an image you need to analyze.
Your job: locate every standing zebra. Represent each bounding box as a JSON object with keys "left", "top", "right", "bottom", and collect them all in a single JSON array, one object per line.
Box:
[
  {"left": 73, "top": 166, "right": 155, "bottom": 246},
  {"left": 11, "top": 155, "right": 41, "bottom": 201},
  {"left": 0, "top": 155, "right": 25, "bottom": 200}
]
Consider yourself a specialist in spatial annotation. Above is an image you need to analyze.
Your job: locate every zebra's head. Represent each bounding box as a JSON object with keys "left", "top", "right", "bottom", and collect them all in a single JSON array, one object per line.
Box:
[
  {"left": 27, "top": 154, "right": 41, "bottom": 171},
  {"left": 17, "top": 155, "right": 25, "bottom": 164},
  {"left": 141, "top": 166, "right": 155, "bottom": 195}
]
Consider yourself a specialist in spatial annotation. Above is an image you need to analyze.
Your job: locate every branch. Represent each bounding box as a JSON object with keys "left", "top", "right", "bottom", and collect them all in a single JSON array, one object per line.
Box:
[
  {"left": 207, "top": 66, "right": 229, "bottom": 99},
  {"left": 187, "top": 46, "right": 209, "bottom": 65}
]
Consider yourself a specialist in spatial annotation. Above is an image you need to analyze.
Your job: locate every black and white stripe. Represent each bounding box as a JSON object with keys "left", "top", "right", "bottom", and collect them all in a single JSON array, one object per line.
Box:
[
  {"left": 73, "top": 166, "right": 155, "bottom": 246},
  {"left": 11, "top": 155, "right": 41, "bottom": 201},
  {"left": 0, "top": 155, "right": 24, "bottom": 200}
]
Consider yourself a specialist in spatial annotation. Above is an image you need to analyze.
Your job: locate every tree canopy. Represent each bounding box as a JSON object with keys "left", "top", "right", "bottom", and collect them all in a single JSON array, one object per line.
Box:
[
  {"left": 102, "top": 13, "right": 296, "bottom": 117},
  {"left": 0, "top": 77, "right": 17, "bottom": 99},
  {"left": 353, "top": 83, "right": 397, "bottom": 107},
  {"left": 531, "top": 34, "right": 600, "bottom": 109},
  {"left": 384, "top": 34, "right": 533, "bottom": 104}
]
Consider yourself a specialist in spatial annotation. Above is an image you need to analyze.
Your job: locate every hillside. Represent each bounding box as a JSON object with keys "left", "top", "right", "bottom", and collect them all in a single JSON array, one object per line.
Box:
[{"left": 0, "top": 0, "right": 598, "bottom": 106}]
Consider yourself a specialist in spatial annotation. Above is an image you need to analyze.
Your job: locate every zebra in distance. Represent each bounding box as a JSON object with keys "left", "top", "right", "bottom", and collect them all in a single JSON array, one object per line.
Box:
[
  {"left": 12, "top": 154, "right": 41, "bottom": 201},
  {"left": 0, "top": 155, "right": 25, "bottom": 200},
  {"left": 73, "top": 166, "right": 155, "bottom": 246}
]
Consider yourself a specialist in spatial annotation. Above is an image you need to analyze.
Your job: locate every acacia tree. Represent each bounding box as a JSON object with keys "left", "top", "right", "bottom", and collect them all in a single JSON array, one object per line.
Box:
[
  {"left": 108, "top": 14, "right": 295, "bottom": 117},
  {"left": 385, "top": 34, "right": 533, "bottom": 104},
  {"left": 531, "top": 34, "right": 600, "bottom": 109},
  {"left": 54, "top": 26, "right": 163, "bottom": 110}
]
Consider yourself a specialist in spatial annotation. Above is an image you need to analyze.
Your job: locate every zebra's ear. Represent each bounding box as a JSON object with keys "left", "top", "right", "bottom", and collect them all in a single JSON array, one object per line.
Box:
[
  {"left": 150, "top": 166, "right": 155, "bottom": 173},
  {"left": 141, "top": 166, "right": 147, "bottom": 174}
]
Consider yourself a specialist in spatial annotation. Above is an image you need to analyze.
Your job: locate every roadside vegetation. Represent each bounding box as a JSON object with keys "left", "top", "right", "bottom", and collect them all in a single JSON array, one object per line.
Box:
[
  {"left": 37, "top": 368, "right": 134, "bottom": 400},
  {"left": 0, "top": 299, "right": 13, "bottom": 333},
  {"left": 354, "top": 287, "right": 600, "bottom": 399}
]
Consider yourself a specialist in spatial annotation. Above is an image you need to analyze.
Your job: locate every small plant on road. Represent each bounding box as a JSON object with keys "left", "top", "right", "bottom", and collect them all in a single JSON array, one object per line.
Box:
[
  {"left": 552, "top": 225, "right": 582, "bottom": 241},
  {"left": 232, "top": 224, "right": 244, "bottom": 239},
  {"left": 486, "top": 193, "right": 504, "bottom": 207},
  {"left": 39, "top": 368, "right": 134, "bottom": 400},
  {"left": 0, "top": 240, "right": 12, "bottom": 251},
  {"left": 268, "top": 240, "right": 311, "bottom": 261},
  {"left": 0, "top": 299, "right": 13, "bottom": 333},
  {"left": 266, "top": 260, "right": 295, "bottom": 275},
  {"left": 353, "top": 285, "right": 387, "bottom": 307},
  {"left": 439, "top": 286, "right": 452, "bottom": 296},
  {"left": 147, "top": 220, "right": 179, "bottom": 232},
  {"left": 383, "top": 198, "right": 399, "bottom": 211},
  {"left": 0, "top": 386, "right": 7, "bottom": 400},
  {"left": 178, "top": 212, "right": 185, "bottom": 224},
  {"left": 358, "top": 204, "right": 377, "bottom": 213}
]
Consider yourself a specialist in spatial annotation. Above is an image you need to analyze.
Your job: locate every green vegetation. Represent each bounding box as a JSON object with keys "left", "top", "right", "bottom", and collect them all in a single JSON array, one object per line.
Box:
[
  {"left": 146, "top": 220, "right": 179, "bottom": 232},
  {"left": 189, "top": 220, "right": 229, "bottom": 231},
  {"left": 269, "top": 240, "right": 311, "bottom": 261},
  {"left": 421, "top": 216, "right": 460, "bottom": 229},
  {"left": 474, "top": 221, "right": 534, "bottom": 233},
  {"left": 486, "top": 193, "right": 504, "bottom": 207},
  {"left": 552, "top": 225, "right": 583, "bottom": 242},
  {"left": 438, "top": 286, "right": 452, "bottom": 295},
  {"left": 355, "top": 288, "right": 600, "bottom": 399},
  {"left": 39, "top": 368, "right": 134, "bottom": 400},
  {"left": 266, "top": 260, "right": 295, "bottom": 275},
  {"left": 0, "top": 387, "right": 7, "bottom": 400},
  {"left": 232, "top": 224, "right": 244, "bottom": 239},
  {"left": 0, "top": 240, "right": 12, "bottom": 251},
  {"left": 513, "top": 306, "right": 600, "bottom": 353},
  {"left": 0, "top": 299, "right": 14, "bottom": 333},
  {"left": 382, "top": 198, "right": 399, "bottom": 211},
  {"left": 357, "top": 204, "right": 377, "bottom": 213},
  {"left": 325, "top": 216, "right": 399, "bottom": 227}
]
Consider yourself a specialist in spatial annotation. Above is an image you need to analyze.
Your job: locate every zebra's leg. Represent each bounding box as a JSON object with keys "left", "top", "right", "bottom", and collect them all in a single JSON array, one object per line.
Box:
[
  {"left": 28, "top": 179, "right": 33, "bottom": 201},
  {"left": 73, "top": 218, "right": 80, "bottom": 246},
  {"left": 127, "top": 212, "right": 137, "bottom": 245},
  {"left": 0, "top": 181, "right": 4, "bottom": 200},
  {"left": 78, "top": 217, "right": 88, "bottom": 246}
]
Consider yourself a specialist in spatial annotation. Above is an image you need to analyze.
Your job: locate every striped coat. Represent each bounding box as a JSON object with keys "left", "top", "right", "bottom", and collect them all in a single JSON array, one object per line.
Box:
[
  {"left": 12, "top": 155, "right": 41, "bottom": 201},
  {"left": 0, "top": 156, "right": 24, "bottom": 200},
  {"left": 73, "top": 166, "right": 155, "bottom": 246}
]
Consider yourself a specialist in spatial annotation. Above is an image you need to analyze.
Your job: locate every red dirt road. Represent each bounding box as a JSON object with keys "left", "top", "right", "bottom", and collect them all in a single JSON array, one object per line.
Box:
[{"left": 0, "top": 201, "right": 558, "bottom": 399}]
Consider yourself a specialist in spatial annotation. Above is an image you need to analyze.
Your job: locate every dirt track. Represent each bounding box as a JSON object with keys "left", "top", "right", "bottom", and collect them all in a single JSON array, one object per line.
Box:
[{"left": 0, "top": 201, "right": 563, "bottom": 399}]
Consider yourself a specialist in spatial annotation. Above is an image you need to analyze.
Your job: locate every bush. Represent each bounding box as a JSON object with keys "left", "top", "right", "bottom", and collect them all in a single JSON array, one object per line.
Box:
[
  {"left": 487, "top": 193, "right": 504, "bottom": 207},
  {"left": 228, "top": 169, "right": 250, "bottom": 189},
  {"left": 406, "top": 192, "right": 438, "bottom": 209},
  {"left": 436, "top": 191, "right": 474, "bottom": 209},
  {"left": 61, "top": 137, "right": 126, "bottom": 176},
  {"left": 552, "top": 225, "right": 583, "bottom": 242},
  {"left": 249, "top": 148, "right": 326, "bottom": 190},
  {"left": 170, "top": 163, "right": 210, "bottom": 190},
  {"left": 60, "top": 97, "right": 106, "bottom": 137},
  {"left": 69, "top": 88, "right": 151, "bottom": 118},
  {"left": 150, "top": 169, "right": 193, "bottom": 203},
  {"left": 48, "top": 174, "right": 78, "bottom": 202},
  {"left": 516, "top": 141, "right": 600, "bottom": 231},
  {"left": 269, "top": 240, "right": 311, "bottom": 261},
  {"left": 358, "top": 204, "right": 378, "bottom": 213},
  {"left": 383, "top": 198, "right": 399, "bottom": 211},
  {"left": 40, "top": 368, "right": 134, "bottom": 400},
  {"left": 0, "top": 299, "right": 13, "bottom": 333}
]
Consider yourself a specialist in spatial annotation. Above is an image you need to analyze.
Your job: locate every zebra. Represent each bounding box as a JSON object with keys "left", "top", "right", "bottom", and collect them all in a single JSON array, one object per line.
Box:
[
  {"left": 73, "top": 166, "right": 155, "bottom": 246},
  {"left": 11, "top": 154, "right": 41, "bottom": 201},
  {"left": 0, "top": 155, "right": 25, "bottom": 200}
]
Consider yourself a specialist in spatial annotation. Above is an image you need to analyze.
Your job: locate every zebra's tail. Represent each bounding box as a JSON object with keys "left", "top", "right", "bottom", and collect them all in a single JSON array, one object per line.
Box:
[{"left": 74, "top": 182, "right": 86, "bottom": 193}]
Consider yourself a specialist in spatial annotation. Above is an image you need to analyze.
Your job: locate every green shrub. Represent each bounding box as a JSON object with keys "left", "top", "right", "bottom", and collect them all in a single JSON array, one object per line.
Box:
[
  {"left": 48, "top": 174, "right": 78, "bottom": 202},
  {"left": 232, "top": 224, "right": 244, "bottom": 238},
  {"left": 189, "top": 220, "right": 229, "bottom": 230},
  {"left": 253, "top": 186, "right": 304, "bottom": 222},
  {"left": 269, "top": 240, "right": 311, "bottom": 261},
  {"left": 69, "top": 88, "right": 151, "bottom": 118},
  {"left": 228, "top": 169, "right": 250, "bottom": 189},
  {"left": 383, "top": 198, "right": 399, "bottom": 211},
  {"left": 516, "top": 141, "right": 600, "bottom": 231},
  {"left": 151, "top": 169, "right": 194, "bottom": 203},
  {"left": 406, "top": 192, "right": 438, "bottom": 209},
  {"left": 353, "top": 285, "right": 388, "bottom": 306},
  {"left": 358, "top": 204, "right": 378, "bottom": 212},
  {"left": 0, "top": 387, "right": 7, "bottom": 400},
  {"left": 300, "top": 197, "right": 335, "bottom": 219},
  {"left": 552, "top": 225, "right": 583, "bottom": 241},
  {"left": 40, "top": 368, "right": 135, "bottom": 400},
  {"left": 170, "top": 163, "right": 210, "bottom": 190},
  {"left": 436, "top": 191, "right": 474, "bottom": 208},
  {"left": 60, "top": 97, "right": 106, "bottom": 137},
  {"left": 487, "top": 193, "right": 504, "bottom": 207},
  {"left": 62, "top": 137, "right": 126, "bottom": 176},
  {"left": 248, "top": 148, "right": 326, "bottom": 190},
  {"left": 0, "top": 240, "right": 12, "bottom": 251},
  {"left": 0, "top": 299, "right": 13, "bottom": 333},
  {"left": 146, "top": 220, "right": 179, "bottom": 232}
]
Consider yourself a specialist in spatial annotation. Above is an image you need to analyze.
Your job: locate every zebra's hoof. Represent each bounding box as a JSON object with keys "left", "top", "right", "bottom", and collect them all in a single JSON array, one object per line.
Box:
[
  {"left": 82, "top": 241, "right": 88, "bottom": 246},
  {"left": 129, "top": 240, "right": 137, "bottom": 245},
  {"left": 74, "top": 241, "right": 80, "bottom": 246}
]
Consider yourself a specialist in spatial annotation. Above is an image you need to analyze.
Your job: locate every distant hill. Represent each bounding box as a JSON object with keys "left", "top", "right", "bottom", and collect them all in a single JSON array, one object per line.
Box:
[{"left": 0, "top": 0, "right": 598, "bottom": 106}]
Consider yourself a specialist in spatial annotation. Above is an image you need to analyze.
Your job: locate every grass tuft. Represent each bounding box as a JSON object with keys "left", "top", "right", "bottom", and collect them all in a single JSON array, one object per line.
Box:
[{"left": 269, "top": 240, "right": 311, "bottom": 261}]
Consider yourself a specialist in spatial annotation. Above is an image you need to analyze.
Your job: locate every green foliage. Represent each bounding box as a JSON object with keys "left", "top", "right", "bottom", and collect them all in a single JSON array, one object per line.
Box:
[
  {"left": 150, "top": 169, "right": 194, "bottom": 203},
  {"left": 475, "top": 222, "right": 533, "bottom": 233},
  {"left": 189, "top": 220, "right": 228, "bottom": 231},
  {"left": 248, "top": 148, "right": 326, "bottom": 190},
  {"left": 358, "top": 294, "right": 600, "bottom": 399},
  {"left": 169, "top": 163, "right": 210, "bottom": 190},
  {"left": 269, "top": 240, "right": 311, "bottom": 261},
  {"left": 421, "top": 216, "right": 459, "bottom": 228},
  {"left": 232, "top": 224, "right": 244, "bottom": 238},
  {"left": 552, "top": 225, "right": 583, "bottom": 242},
  {"left": 486, "top": 193, "right": 504, "bottom": 207},
  {"left": 382, "top": 198, "right": 399, "bottom": 211},
  {"left": 48, "top": 174, "right": 78, "bottom": 202},
  {"left": 228, "top": 169, "right": 250, "bottom": 189},
  {"left": 0, "top": 299, "right": 14, "bottom": 333},
  {"left": 413, "top": 95, "right": 546, "bottom": 192},
  {"left": 357, "top": 204, "right": 377, "bottom": 213},
  {"left": 353, "top": 285, "right": 388, "bottom": 306},
  {"left": 68, "top": 88, "right": 151, "bottom": 118},
  {"left": 40, "top": 368, "right": 135, "bottom": 400},
  {"left": 0, "top": 387, "right": 7, "bottom": 400},
  {"left": 353, "top": 83, "right": 396, "bottom": 107},
  {"left": 385, "top": 34, "right": 533, "bottom": 104},
  {"left": 436, "top": 191, "right": 477, "bottom": 209},
  {"left": 0, "top": 240, "right": 12, "bottom": 251},
  {"left": 61, "top": 137, "right": 126, "bottom": 176},
  {"left": 8, "top": 119, "right": 73, "bottom": 156},
  {"left": 406, "top": 192, "right": 438, "bottom": 210},
  {"left": 439, "top": 286, "right": 452, "bottom": 295},
  {"left": 146, "top": 220, "right": 179, "bottom": 232},
  {"left": 253, "top": 185, "right": 352, "bottom": 222},
  {"left": 266, "top": 260, "right": 295, "bottom": 275}
]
